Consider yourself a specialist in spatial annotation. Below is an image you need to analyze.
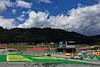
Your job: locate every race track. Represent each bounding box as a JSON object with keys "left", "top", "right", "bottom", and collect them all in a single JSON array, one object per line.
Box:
[{"left": 0, "top": 51, "right": 100, "bottom": 67}]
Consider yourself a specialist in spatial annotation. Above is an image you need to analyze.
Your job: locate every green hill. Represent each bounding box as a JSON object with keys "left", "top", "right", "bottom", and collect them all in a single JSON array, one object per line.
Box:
[
  {"left": 90, "top": 35, "right": 100, "bottom": 39},
  {"left": 0, "top": 27, "right": 96, "bottom": 44}
]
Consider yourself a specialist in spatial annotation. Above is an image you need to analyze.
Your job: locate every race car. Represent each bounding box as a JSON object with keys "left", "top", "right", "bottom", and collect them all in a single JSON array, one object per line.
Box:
[
  {"left": 42, "top": 54, "right": 51, "bottom": 56},
  {"left": 70, "top": 56, "right": 83, "bottom": 60},
  {"left": 63, "top": 53, "right": 83, "bottom": 60}
]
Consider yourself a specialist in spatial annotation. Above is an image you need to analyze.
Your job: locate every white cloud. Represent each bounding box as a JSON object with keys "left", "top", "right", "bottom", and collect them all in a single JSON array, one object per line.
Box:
[
  {"left": 18, "top": 11, "right": 48, "bottom": 28},
  {"left": 48, "top": 5, "right": 100, "bottom": 36},
  {"left": 16, "top": 14, "right": 25, "bottom": 21},
  {"left": 0, "top": 16, "right": 15, "bottom": 29},
  {"left": 35, "top": 0, "right": 52, "bottom": 4},
  {"left": 16, "top": 17, "right": 24, "bottom": 21},
  {"left": 0, "top": 0, "right": 14, "bottom": 13},
  {"left": 0, "top": 0, "right": 99, "bottom": 36},
  {"left": 0, "top": 0, "right": 15, "bottom": 29},
  {"left": 47, "top": 14, "right": 68, "bottom": 29},
  {"left": 16, "top": 0, "right": 33, "bottom": 8},
  {"left": 12, "top": 9, "right": 16, "bottom": 14},
  {"left": 18, "top": 4, "right": 100, "bottom": 36},
  {"left": 3, "top": 0, "right": 14, "bottom": 7},
  {"left": 0, "top": 0, "right": 33, "bottom": 13},
  {"left": 22, "top": 10, "right": 31, "bottom": 14},
  {"left": 66, "top": 5, "right": 100, "bottom": 36},
  {"left": 77, "top": 3, "right": 83, "bottom": 7},
  {"left": 44, "top": 10, "right": 50, "bottom": 15},
  {"left": 97, "top": 0, "right": 100, "bottom": 4},
  {"left": 16, "top": 10, "right": 30, "bottom": 22},
  {"left": 20, "top": 14, "right": 25, "bottom": 17},
  {"left": 0, "top": 2, "right": 6, "bottom": 14}
]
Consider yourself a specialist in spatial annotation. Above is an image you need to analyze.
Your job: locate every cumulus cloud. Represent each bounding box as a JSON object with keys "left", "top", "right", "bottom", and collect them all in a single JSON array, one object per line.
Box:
[
  {"left": 0, "top": 0, "right": 14, "bottom": 14},
  {"left": 0, "top": 0, "right": 33, "bottom": 13},
  {"left": 16, "top": 14, "right": 25, "bottom": 21},
  {"left": 16, "top": 0, "right": 33, "bottom": 8},
  {"left": 16, "top": 17, "right": 24, "bottom": 21},
  {"left": 12, "top": 9, "right": 16, "bottom": 14},
  {"left": 0, "top": 2, "right": 6, "bottom": 14},
  {"left": 0, "top": 16, "right": 15, "bottom": 29},
  {"left": 18, "top": 4, "right": 100, "bottom": 36},
  {"left": 18, "top": 11, "right": 48, "bottom": 28},
  {"left": 35, "top": 0, "right": 52, "bottom": 4},
  {"left": 0, "top": 0, "right": 99, "bottom": 36},
  {"left": 20, "top": 14, "right": 25, "bottom": 17},
  {"left": 97, "top": 0, "right": 100, "bottom": 4},
  {"left": 3, "top": 0, "right": 14, "bottom": 7},
  {"left": 66, "top": 5, "right": 100, "bottom": 36},
  {"left": 22, "top": 10, "right": 31, "bottom": 14}
]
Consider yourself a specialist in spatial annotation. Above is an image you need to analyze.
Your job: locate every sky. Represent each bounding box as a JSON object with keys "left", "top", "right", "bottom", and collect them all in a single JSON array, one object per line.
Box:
[{"left": 0, "top": 0, "right": 100, "bottom": 36}]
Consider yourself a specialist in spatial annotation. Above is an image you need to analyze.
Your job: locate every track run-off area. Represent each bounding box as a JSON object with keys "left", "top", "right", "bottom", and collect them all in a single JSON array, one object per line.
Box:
[{"left": 0, "top": 53, "right": 100, "bottom": 65}]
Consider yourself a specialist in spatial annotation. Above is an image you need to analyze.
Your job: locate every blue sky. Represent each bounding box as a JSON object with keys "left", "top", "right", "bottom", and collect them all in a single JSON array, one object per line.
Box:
[{"left": 0, "top": 0, "right": 100, "bottom": 36}]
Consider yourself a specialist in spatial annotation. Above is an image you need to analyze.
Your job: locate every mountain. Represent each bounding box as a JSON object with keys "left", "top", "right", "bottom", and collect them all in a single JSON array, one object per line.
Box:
[
  {"left": 90, "top": 35, "right": 100, "bottom": 39},
  {"left": 0, "top": 27, "right": 96, "bottom": 44}
]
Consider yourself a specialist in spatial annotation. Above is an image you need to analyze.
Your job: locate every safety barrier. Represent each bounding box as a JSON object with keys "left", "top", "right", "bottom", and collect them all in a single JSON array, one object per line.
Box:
[
  {"left": 33, "top": 51, "right": 63, "bottom": 55},
  {"left": 63, "top": 53, "right": 71, "bottom": 56},
  {"left": 71, "top": 54, "right": 100, "bottom": 60},
  {"left": 27, "top": 48, "right": 49, "bottom": 51},
  {"left": 33, "top": 51, "right": 100, "bottom": 60}
]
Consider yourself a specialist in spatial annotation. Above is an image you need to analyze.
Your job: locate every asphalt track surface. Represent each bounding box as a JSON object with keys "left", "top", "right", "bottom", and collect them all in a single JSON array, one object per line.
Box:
[
  {"left": 0, "top": 62, "right": 100, "bottom": 67},
  {"left": 0, "top": 51, "right": 100, "bottom": 67},
  {"left": 1, "top": 51, "right": 100, "bottom": 63},
  {"left": 21, "top": 51, "right": 100, "bottom": 64}
]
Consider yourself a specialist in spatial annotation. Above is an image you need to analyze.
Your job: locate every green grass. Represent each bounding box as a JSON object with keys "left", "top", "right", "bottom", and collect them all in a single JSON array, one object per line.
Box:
[
  {"left": 0, "top": 53, "right": 97, "bottom": 64},
  {"left": 75, "top": 46, "right": 84, "bottom": 48},
  {"left": 0, "top": 55, "right": 6, "bottom": 62}
]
